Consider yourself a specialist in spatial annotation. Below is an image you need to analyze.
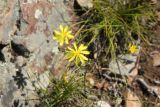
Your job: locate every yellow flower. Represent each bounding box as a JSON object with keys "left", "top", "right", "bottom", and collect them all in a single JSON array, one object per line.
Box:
[
  {"left": 53, "top": 25, "right": 74, "bottom": 46},
  {"left": 66, "top": 43, "right": 90, "bottom": 65},
  {"left": 63, "top": 72, "right": 70, "bottom": 83},
  {"left": 129, "top": 43, "right": 138, "bottom": 54}
]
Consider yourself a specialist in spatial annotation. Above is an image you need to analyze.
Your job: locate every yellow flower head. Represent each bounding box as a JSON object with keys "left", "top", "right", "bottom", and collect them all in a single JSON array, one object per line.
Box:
[
  {"left": 63, "top": 72, "right": 70, "bottom": 83},
  {"left": 65, "top": 43, "right": 90, "bottom": 65},
  {"left": 129, "top": 43, "right": 138, "bottom": 54},
  {"left": 53, "top": 25, "right": 74, "bottom": 46}
]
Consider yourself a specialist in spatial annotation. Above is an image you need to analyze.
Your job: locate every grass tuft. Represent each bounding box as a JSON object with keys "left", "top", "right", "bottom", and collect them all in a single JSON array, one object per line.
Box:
[
  {"left": 39, "top": 72, "right": 84, "bottom": 107},
  {"left": 75, "top": 0, "right": 155, "bottom": 61}
]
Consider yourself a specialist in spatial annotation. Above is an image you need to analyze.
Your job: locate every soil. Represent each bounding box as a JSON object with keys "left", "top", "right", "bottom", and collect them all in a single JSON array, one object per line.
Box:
[
  {"left": 85, "top": 15, "right": 160, "bottom": 107},
  {"left": 132, "top": 25, "right": 160, "bottom": 107}
]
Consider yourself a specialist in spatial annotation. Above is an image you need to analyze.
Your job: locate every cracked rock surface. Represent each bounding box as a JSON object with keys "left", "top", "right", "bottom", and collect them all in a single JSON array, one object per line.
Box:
[{"left": 0, "top": 0, "right": 71, "bottom": 106}]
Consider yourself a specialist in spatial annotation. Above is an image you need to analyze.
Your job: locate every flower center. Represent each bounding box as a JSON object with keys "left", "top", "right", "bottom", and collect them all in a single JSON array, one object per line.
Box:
[
  {"left": 63, "top": 32, "right": 66, "bottom": 36},
  {"left": 75, "top": 50, "right": 80, "bottom": 56}
]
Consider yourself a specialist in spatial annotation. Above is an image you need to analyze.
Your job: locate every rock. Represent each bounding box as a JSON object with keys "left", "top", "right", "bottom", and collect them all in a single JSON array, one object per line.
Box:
[
  {"left": 88, "top": 95, "right": 98, "bottom": 101},
  {"left": 96, "top": 100, "right": 111, "bottom": 107},
  {"left": 34, "top": 9, "right": 43, "bottom": 19},
  {"left": 0, "top": 0, "right": 18, "bottom": 44},
  {"left": 34, "top": 71, "right": 50, "bottom": 89},
  {"left": 0, "top": 0, "right": 73, "bottom": 106},
  {"left": 52, "top": 44, "right": 59, "bottom": 55},
  {"left": 76, "top": 0, "right": 93, "bottom": 8},
  {"left": 109, "top": 54, "right": 138, "bottom": 75},
  {"left": 21, "top": 0, "right": 53, "bottom": 34},
  {"left": 150, "top": 51, "right": 160, "bottom": 67},
  {"left": 16, "top": 56, "right": 26, "bottom": 66}
]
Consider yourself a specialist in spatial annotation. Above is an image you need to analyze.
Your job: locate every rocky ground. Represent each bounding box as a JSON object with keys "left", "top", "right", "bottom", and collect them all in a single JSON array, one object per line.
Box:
[{"left": 0, "top": 0, "right": 72, "bottom": 106}]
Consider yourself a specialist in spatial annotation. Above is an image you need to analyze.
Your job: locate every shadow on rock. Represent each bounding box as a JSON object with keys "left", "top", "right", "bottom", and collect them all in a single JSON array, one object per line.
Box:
[
  {"left": 12, "top": 99, "right": 23, "bottom": 107},
  {"left": 0, "top": 44, "right": 8, "bottom": 62},
  {"left": 11, "top": 41, "right": 30, "bottom": 58},
  {"left": 12, "top": 68, "right": 27, "bottom": 89}
]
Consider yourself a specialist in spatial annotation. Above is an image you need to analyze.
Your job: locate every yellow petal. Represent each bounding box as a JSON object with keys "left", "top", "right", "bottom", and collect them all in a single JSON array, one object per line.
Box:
[
  {"left": 67, "top": 31, "right": 72, "bottom": 35},
  {"left": 64, "top": 26, "right": 69, "bottom": 33},
  {"left": 79, "top": 55, "right": 85, "bottom": 64},
  {"left": 73, "top": 43, "right": 78, "bottom": 51},
  {"left": 67, "top": 34, "right": 74, "bottom": 39},
  {"left": 65, "top": 53, "right": 71, "bottom": 59},
  {"left": 79, "top": 44, "right": 87, "bottom": 51},
  {"left": 60, "top": 25, "right": 63, "bottom": 32},
  {"left": 69, "top": 55, "right": 76, "bottom": 62},
  {"left": 68, "top": 47, "right": 75, "bottom": 52},
  {"left": 129, "top": 43, "right": 132, "bottom": 48},
  {"left": 65, "top": 38, "right": 69, "bottom": 44},
  {"left": 59, "top": 40, "right": 64, "bottom": 46},
  {"left": 79, "top": 54, "right": 88, "bottom": 61},
  {"left": 129, "top": 45, "right": 138, "bottom": 54},
  {"left": 54, "top": 31, "right": 61, "bottom": 36},
  {"left": 81, "top": 51, "right": 90, "bottom": 55}
]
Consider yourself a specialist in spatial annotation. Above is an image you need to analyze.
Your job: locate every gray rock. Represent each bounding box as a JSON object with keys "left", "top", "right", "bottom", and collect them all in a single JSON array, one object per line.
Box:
[
  {"left": 96, "top": 100, "right": 111, "bottom": 107},
  {"left": 88, "top": 95, "right": 98, "bottom": 101},
  {"left": 0, "top": 0, "right": 73, "bottom": 106},
  {"left": 76, "top": 0, "right": 93, "bottom": 8},
  {"left": 109, "top": 54, "right": 137, "bottom": 75}
]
